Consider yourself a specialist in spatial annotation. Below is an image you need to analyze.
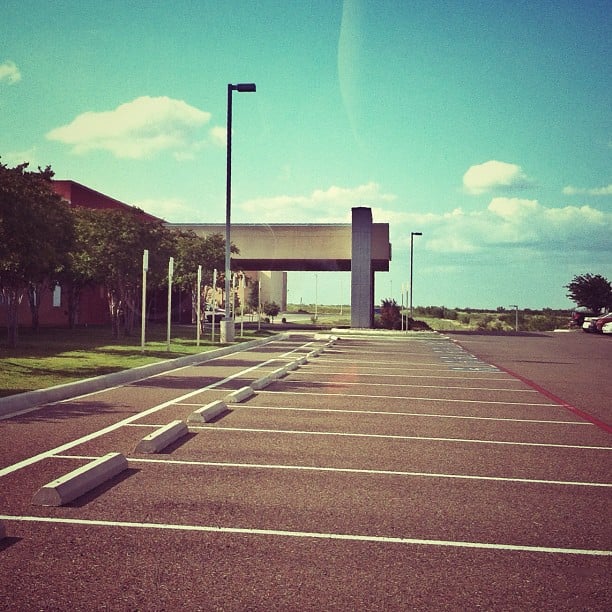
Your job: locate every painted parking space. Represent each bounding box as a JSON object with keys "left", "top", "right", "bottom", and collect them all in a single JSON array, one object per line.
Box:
[{"left": 1, "top": 332, "right": 610, "bottom": 610}]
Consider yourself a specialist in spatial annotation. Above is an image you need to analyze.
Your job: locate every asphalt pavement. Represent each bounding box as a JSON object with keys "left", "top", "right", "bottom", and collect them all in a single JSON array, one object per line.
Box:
[{"left": 0, "top": 330, "right": 610, "bottom": 610}]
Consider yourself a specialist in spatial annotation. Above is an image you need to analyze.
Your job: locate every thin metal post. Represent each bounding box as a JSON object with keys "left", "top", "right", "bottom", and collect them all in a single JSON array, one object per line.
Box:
[
  {"left": 409, "top": 232, "right": 422, "bottom": 330},
  {"left": 510, "top": 304, "right": 519, "bottom": 332},
  {"left": 140, "top": 249, "right": 148, "bottom": 352},
  {"left": 166, "top": 256, "right": 174, "bottom": 352},
  {"left": 196, "top": 265, "right": 202, "bottom": 346}
]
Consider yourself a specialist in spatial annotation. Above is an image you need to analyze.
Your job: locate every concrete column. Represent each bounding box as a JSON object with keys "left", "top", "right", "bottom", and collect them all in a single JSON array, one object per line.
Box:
[
  {"left": 351, "top": 207, "right": 373, "bottom": 328},
  {"left": 259, "top": 271, "right": 287, "bottom": 310}
]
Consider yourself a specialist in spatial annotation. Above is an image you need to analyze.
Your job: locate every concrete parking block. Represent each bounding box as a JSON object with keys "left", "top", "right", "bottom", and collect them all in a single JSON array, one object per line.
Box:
[
  {"left": 31, "top": 452, "right": 128, "bottom": 507},
  {"left": 270, "top": 366, "right": 289, "bottom": 379},
  {"left": 252, "top": 375, "right": 275, "bottom": 390},
  {"left": 188, "top": 400, "right": 229, "bottom": 424},
  {"left": 134, "top": 420, "right": 188, "bottom": 454},
  {"left": 224, "top": 386, "right": 255, "bottom": 403}
]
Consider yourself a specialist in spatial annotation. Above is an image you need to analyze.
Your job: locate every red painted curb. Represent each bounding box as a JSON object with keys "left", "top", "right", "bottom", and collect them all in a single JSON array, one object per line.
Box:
[{"left": 491, "top": 362, "right": 612, "bottom": 435}]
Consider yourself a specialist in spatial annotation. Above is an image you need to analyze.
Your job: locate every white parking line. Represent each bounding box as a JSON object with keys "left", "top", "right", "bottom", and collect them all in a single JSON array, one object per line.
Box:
[
  {"left": 307, "top": 363, "right": 508, "bottom": 376},
  {"left": 231, "top": 405, "right": 589, "bottom": 425},
  {"left": 314, "top": 358, "right": 495, "bottom": 368},
  {"left": 258, "top": 390, "right": 558, "bottom": 406},
  {"left": 2, "top": 515, "right": 610, "bottom": 557},
  {"left": 277, "top": 379, "right": 540, "bottom": 394},
  {"left": 56, "top": 455, "right": 612, "bottom": 488},
  {"left": 193, "top": 426, "right": 612, "bottom": 450},
  {"left": 0, "top": 345, "right": 308, "bottom": 478},
  {"left": 291, "top": 370, "right": 519, "bottom": 383}
]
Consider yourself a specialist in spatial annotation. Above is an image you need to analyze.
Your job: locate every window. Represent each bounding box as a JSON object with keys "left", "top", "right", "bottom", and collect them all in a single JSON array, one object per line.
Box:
[{"left": 52, "top": 284, "right": 62, "bottom": 307}]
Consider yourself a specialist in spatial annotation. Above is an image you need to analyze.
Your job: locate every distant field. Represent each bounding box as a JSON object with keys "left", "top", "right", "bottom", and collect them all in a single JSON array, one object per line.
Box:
[{"left": 286, "top": 304, "right": 571, "bottom": 332}]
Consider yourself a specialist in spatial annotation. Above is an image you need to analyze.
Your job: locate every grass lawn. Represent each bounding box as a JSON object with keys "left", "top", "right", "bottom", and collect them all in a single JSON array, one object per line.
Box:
[{"left": 0, "top": 323, "right": 272, "bottom": 398}]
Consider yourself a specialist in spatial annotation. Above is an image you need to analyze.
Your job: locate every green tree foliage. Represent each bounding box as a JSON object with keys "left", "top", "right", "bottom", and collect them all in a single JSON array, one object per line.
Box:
[
  {"left": 415, "top": 305, "right": 458, "bottom": 320},
  {"left": 380, "top": 298, "right": 402, "bottom": 329},
  {"left": 0, "top": 162, "right": 73, "bottom": 346},
  {"left": 1, "top": 160, "right": 238, "bottom": 342},
  {"left": 565, "top": 273, "right": 612, "bottom": 313},
  {"left": 263, "top": 301, "right": 280, "bottom": 322},
  {"left": 72, "top": 207, "right": 173, "bottom": 337},
  {"left": 172, "top": 231, "right": 235, "bottom": 323},
  {"left": 246, "top": 280, "right": 260, "bottom": 314}
]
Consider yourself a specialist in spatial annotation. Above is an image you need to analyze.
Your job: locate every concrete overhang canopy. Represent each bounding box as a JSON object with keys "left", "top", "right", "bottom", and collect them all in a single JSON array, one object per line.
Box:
[{"left": 172, "top": 223, "right": 391, "bottom": 272}]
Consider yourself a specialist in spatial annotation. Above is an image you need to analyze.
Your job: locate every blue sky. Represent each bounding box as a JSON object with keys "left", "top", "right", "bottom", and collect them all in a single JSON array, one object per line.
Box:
[{"left": 2, "top": 0, "right": 610, "bottom": 309}]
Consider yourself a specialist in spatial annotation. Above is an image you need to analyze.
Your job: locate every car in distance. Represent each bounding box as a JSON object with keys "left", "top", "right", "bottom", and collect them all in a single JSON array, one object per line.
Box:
[
  {"left": 582, "top": 312, "right": 609, "bottom": 332},
  {"left": 601, "top": 321, "right": 612, "bottom": 335},
  {"left": 593, "top": 313, "right": 612, "bottom": 333},
  {"left": 570, "top": 308, "right": 597, "bottom": 328},
  {"left": 204, "top": 308, "right": 226, "bottom": 323}
]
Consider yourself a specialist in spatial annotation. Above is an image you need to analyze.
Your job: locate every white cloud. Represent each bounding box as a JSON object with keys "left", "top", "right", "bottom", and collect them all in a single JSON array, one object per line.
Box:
[
  {"left": 463, "top": 160, "right": 531, "bottom": 195},
  {"left": 563, "top": 184, "right": 612, "bottom": 196},
  {"left": 419, "top": 198, "right": 611, "bottom": 255},
  {"left": 46, "top": 96, "right": 213, "bottom": 159},
  {"left": 239, "top": 182, "right": 397, "bottom": 223},
  {"left": 132, "top": 197, "right": 206, "bottom": 223},
  {"left": 488, "top": 197, "right": 538, "bottom": 220},
  {"left": 209, "top": 126, "right": 227, "bottom": 146},
  {"left": 1, "top": 147, "right": 38, "bottom": 167},
  {"left": 0, "top": 60, "right": 21, "bottom": 84}
]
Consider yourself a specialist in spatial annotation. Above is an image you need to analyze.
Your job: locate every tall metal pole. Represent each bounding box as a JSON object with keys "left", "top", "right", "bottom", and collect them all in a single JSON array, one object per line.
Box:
[
  {"left": 409, "top": 232, "right": 422, "bottom": 329},
  {"left": 224, "top": 84, "right": 233, "bottom": 338},
  {"left": 223, "top": 82, "right": 256, "bottom": 343}
]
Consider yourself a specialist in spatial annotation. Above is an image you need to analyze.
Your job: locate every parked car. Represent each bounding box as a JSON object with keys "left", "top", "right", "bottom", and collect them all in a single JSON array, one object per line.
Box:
[
  {"left": 593, "top": 313, "right": 612, "bottom": 333},
  {"left": 204, "top": 308, "right": 226, "bottom": 323},
  {"left": 582, "top": 312, "right": 609, "bottom": 332},
  {"left": 570, "top": 308, "right": 597, "bottom": 328},
  {"left": 601, "top": 321, "right": 612, "bottom": 335}
]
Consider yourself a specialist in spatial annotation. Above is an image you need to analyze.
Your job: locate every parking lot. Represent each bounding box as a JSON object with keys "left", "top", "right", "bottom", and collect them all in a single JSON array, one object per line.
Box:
[{"left": 1, "top": 331, "right": 610, "bottom": 610}]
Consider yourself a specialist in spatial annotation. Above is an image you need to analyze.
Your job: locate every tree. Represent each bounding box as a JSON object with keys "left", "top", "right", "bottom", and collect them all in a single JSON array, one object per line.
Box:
[
  {"left": 247, "top": 280, "right": 260, "bottom": 314},
  {"left": 0, "top": 162, "right": 73, "bottom": 346},
  {"left": 76, "top": 207, "right": 172, "bottom": 337},
  {"left": 565, "top": 274, "right": 612, "bottom": 313},
  {"left": 172, "top": 231, "right": 234, "bottom": 323},
  {"left": 263, "top": 301, "right": 280, "bottom": 322},
  {"left": 54, "top": 206, "right": 98, "bottom": 328},
  {"left": 380, "top": 298, "right": 402, "bottom": 330}
]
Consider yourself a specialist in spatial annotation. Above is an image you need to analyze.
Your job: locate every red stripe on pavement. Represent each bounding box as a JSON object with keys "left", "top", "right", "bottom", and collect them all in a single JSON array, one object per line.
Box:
[{"left": 491, "top": 362, "right": 612, "bottom": 434}]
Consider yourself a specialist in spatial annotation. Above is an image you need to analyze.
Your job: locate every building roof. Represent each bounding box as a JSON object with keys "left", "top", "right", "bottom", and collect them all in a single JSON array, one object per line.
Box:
[{"left": 52, "top": 180, "right": 162, "bottom": 222}]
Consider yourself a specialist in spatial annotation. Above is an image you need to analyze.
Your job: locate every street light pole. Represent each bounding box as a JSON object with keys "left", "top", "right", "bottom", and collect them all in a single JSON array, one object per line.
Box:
[
  {"left": 510, "top": 304, "right": 519, "bottom": 332},
  {"left": 223, "top": 82, "right": 256, "bottom": 343},
  {"left": 409, "top": 231, "right": 422, "bottom": 329}
]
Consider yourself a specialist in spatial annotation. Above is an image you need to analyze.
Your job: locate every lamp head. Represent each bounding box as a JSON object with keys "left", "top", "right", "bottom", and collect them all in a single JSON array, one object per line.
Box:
[{"left": 234, "top": 83, "right": 256, "bottom": 92}]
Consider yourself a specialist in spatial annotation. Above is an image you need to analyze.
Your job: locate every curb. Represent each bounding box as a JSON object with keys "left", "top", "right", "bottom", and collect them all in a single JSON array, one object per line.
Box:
[
  {"left": 0, "top": 334, "right": 285, "bottom": 418},
  {"left": 31, "top": 452, "right": 128, "bottom": 507},
  {"left": 133, "top": 420, "right": 189, "bottom": 454}
]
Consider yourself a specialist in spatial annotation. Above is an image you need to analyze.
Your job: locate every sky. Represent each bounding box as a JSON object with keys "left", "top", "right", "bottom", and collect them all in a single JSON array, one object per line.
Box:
[{"left": 1, "top": 0, "right": 610, "bottom": 309}]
